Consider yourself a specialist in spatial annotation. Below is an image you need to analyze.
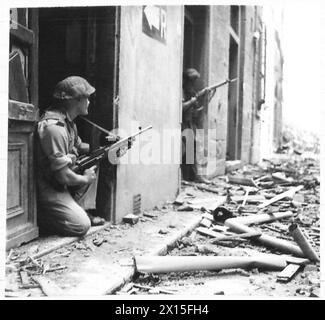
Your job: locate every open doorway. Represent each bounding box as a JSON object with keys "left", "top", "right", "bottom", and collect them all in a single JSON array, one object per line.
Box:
[
  {"left": 226, "top": 6, "right": 244, "bottom": 160},
  {"left": 182, "top": 6, "right": 210, "bottom": 179},
  {"left": 182, "top": 6, "right": 209, "bottom": 87},
  {"left": 38, "top": 6, "right": 119, "bottom": 221}
]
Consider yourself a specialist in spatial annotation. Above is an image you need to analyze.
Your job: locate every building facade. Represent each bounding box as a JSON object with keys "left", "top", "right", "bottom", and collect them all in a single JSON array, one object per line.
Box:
[{"left": 7, "top": 5, "right": 283, "bottom": 249}]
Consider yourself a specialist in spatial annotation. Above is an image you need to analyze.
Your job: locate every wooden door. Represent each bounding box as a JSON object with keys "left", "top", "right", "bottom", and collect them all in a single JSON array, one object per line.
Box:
[{"left": 7, "top": 8, "right": 39, "bottom": 249}]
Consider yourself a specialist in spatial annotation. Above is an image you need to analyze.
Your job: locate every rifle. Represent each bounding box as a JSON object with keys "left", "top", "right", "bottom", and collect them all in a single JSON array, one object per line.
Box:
[
  {"left": 71, "top": 125, "right": 153, "bottom": 174},
  {"left": 195, "top": 78, "right": 237, "bottom": 99},
  {"left": 185, "top": 78, "right": 237, "bottom": 111}
]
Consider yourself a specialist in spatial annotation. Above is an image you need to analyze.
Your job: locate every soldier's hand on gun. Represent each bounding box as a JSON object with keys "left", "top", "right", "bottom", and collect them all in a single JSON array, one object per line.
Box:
[
  {"left": 118, "top": 145, "right": 128, "bottom": 158},
  {"left": 83, "top": 165, "right": 97, "bottom": 184},
  {"left": 67, "top": 153, "right": 77, "bottom": 166},
  {"left": 190, "top": 96, "right": 197, "bottom": 105},
  {"left": 128, "top": 136, "right": 136, "bottom": 149}
]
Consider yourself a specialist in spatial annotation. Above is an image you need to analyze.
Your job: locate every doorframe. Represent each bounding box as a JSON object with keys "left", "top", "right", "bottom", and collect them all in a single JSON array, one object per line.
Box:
[
  {"left": 227, "top": 5, "right": 245, "bottom": 160},
  {"left": 237, "top": 5, "right": 246, "bottom": 160},
  {"left": 29, "top": 9, "right": 39, "bottom": 110},
  {"left": 111, "top": 6, "right": 121, "bottom": 224},
  {"left": 37, "top": 6, "right": 120, "bottom": 223},
  {"left": 7, "top": 8, "right": 39, "bottom": 249}
]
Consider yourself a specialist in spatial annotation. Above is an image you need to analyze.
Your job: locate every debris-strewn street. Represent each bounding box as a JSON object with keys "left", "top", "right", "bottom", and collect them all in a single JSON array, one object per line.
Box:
[
  {"left": 5, "top": 152, "right": 320, "bottom": 298},
  {"left": 118, "top": 154, "right": 320, "bottom": 297}
]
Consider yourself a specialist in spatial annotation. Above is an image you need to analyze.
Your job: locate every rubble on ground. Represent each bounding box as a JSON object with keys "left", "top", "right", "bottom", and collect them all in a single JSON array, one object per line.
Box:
[
  {"left": 5, "top": 154, "right": 320, "bottom": 298},
  {"left": 128, "top": 154, "right": 320, "bottom": 297}
]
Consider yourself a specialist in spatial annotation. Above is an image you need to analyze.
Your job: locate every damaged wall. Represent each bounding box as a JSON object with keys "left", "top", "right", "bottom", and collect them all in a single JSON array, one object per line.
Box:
[{"left": 116, "top": 6, "right": 184, "bottom": 222}]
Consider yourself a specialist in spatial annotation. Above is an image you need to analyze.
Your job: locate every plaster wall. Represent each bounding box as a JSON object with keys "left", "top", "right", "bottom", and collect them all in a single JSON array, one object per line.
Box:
[
  {"left": 206, "top": 6, "right": 230, "bottom": 176},
  {"left": 115, "top": 6, "right": 183, "bottom": 222}
]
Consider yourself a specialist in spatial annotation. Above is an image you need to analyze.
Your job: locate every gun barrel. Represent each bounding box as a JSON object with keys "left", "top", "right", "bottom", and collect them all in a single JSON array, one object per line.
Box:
[
  {"left": 197, "top": 78, "right": 238, "bottom": 97},
  {"left": 207, "top": 78, "right": 237, "bottom": 90},
  {"left": 133, "top": 125, "right": 153, "bottom": 136},
  {"left": 120, "top": 125, "right": 153, "bottom": 143}
]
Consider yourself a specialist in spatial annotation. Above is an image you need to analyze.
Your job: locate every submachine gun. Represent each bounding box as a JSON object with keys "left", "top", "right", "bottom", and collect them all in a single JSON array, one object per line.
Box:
[{"left": 71, "top": 120, "right": 152, "bottom": 174}]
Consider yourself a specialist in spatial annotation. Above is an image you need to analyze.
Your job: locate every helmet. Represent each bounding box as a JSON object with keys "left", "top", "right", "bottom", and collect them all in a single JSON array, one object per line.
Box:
[
  {"left": 183, "top": 68, "right": 200, "bottom": 80},
  {"left": 53, "top": 76, "right": 95, "bottom": 100}
]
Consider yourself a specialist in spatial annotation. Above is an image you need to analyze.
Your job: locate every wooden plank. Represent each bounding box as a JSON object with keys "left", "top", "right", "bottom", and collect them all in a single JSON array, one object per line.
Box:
[
  {"left": 227, "top": 175, "right": 257, "bottom": 187},
  {"left": 188, "top": 197, "right": 224, "bottom": 205},
  {"left": 188, "top": 196, "right": 227, "bottom": 210},
  {"left": 277, "top": 264, "right": 301, "bottom": 283},
  {"left": 200, "top": 218, "right": 212, "bottom": 228},
  {"left": 197, "top": 227, "right": 222, "bottom": 238},
  {"left": 258, "top": 186, "right": 304, "bottom": 209},
  {"left": 202, "top": 213, "right": 214, "bottom": 221},
  {"left": 20, "top": 271, "right": 30, "bottom": 286},
  {"left": 211, "top": 224, "right": 229, "bottom": 233},
  {"left": 209, "top": 231, "right": 262, "bottom": 243},
  {"left": 231, "top": 195, "right": 266, "bottom": 203}
]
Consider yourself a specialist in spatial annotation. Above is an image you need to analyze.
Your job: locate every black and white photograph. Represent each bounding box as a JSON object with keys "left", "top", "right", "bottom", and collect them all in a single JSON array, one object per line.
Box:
[{"left": 0, "top": 0, "right": 323, "bottom": 301}]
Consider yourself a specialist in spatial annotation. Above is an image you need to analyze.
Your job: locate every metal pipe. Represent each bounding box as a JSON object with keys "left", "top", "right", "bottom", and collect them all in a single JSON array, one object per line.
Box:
[
  {"left": 224, "top": 212, "right": 305, "bottom": 257},
  {"left": 226, "top": 211, "right": 293, "bottom": 226},
  {"left": 289, "top": 223, "right": 320, "bottom": 262},
  {"left": 134, "top": 254, "right": 287, "bottom": 274}
]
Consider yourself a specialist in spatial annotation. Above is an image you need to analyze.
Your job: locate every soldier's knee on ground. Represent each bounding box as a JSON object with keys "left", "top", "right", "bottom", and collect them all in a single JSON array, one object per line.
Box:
[{"left": 66, "top": 215, "right": 91, "bottom": 237}]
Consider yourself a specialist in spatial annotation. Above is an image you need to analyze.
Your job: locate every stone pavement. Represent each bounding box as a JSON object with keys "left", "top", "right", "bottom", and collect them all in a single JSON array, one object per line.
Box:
[{"left": 5, "top": 207, "right": 203, "bottom": 297}]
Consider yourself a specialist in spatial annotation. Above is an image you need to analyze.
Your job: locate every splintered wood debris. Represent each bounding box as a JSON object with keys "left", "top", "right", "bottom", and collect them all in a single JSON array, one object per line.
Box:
[{"left": 127, "top": 156, "right": 320, "bottom": 297}]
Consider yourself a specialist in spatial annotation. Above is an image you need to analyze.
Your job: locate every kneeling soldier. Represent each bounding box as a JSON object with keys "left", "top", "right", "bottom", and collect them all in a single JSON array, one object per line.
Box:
[{"left": 36, "top": 76, "right": 104, "bottom": 236}]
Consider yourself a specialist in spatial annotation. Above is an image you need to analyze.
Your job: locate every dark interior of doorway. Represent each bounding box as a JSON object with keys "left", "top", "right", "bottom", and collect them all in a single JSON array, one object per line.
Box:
[
  {"left": 38, "top": 6, "right": 118, "bottom": 221},
  {"left": 183, "top": 5, "right": 209, "bottom": 123},
  {"left": 183, "top": 6, "right": 208, "bottom": 86},
  {"left": 227, "top": 36, "right": 239, "bottom": 160},
  {"left": 182, "top": 6, "right": 210, "bottom": 177},
  {"left": 226, "top": 5, "right": 243, "bottom": 161}
]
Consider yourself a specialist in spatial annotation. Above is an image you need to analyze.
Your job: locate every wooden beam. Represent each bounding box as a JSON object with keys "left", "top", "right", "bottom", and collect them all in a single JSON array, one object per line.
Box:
[
  {"left": 277, "top": 264, "right": 301, "bottom": 283},
  {"left": 257, "top": 185, "right": 304, "bottom": 209}
]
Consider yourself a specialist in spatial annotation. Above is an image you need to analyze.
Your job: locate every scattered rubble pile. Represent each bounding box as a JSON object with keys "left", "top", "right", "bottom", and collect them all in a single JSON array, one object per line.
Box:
[
  {"left": 280, "top": 123, "right": 320, "bottom": 154},
  {"left": 126, "top": 156, "right": 320, "bottom": 297},
  {"left": 5, "top": 155, "right": 320, "bottom": 298},
  {"left": 5, "top": 248, "right": 69, "bottom": 297}
]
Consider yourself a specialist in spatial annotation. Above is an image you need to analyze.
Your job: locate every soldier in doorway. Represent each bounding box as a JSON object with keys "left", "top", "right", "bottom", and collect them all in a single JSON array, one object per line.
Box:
[
  {"left": 181, "top": 68, "right": 210, "bottom": 183},
  {"left": 36, "top": 76, "right": 110, "bottom": 236}
]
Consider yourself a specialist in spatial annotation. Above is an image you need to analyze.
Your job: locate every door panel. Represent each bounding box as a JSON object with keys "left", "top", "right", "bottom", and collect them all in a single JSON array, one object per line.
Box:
[
  {"left": 7, "top": 8, "right": 39, "bottom": 249},
  {"left": 7, "top": 142, "right": 27, "bottom": 219}
]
